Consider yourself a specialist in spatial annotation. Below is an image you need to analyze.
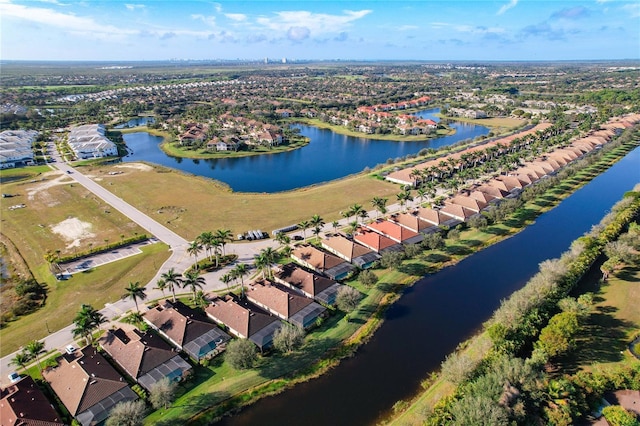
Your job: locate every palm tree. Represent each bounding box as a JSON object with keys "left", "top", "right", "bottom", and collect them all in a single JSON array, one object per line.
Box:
[
  {"left": 332, "top": 221, "right": 340, "bottom": 233},
  {"left": 10, "top": 351, "right": 31, "bottom": 372},
  {"left": 198, "top": 231, "right": 215, "bottom": 261},
  {"left": 161, "top": 267, "right": 183, "bottom": 302},
  {"left": 124, "top": 281, "right": 147, "bottom": 312},
  {"left": 416, "top": 188, "right": 427, "bottom": 205},
  {"left": 154, "top": 278, "right": 167, "bottom": 298},
  {"left": 254, "top": 253, "right": 269, "bottom": 280},
  {"left": 72, "top": 304, "right": 106, "bottom": 345},
  {"left": 358, "top": 209, "right": 369, "bottom": 224},
  {"left": 233, "top": 263, "right": 249, "bottom": 298},
  {"left": 187, "top": 240, "right": 203, "bottom": 269},
  {"left": 310, "top": 214, "right": 325, "bottom": 230},
  {"left": 214, "top": 228, "right": 233, "bottom": 256},
  {"left": 275, "top": 232, "right": 290, "bottom": 248},
  {"left": 183, "top": 270, "right": 205, "bottom": 300},
  {"left": 371, "top": 197, "right": 388, "bottom": 219},
  {"left": 298, "top": 220, "right": 310, "bottom": 242},
  {"left": 347, "top": 220, "right": 359, "bottom": 236},
  {"left": 220, "top": 273, "right": 233, "bottom": 291},
  {"left": 25, "top": 340, "right": 45, "bottom": 374},
  {"left": 349, "top": 203, "right": 364, "bottom": 222},
  {"left": 256, "top": 247, "right": 278, "bottom": 279},
  {"left": 193, "top": 290, "right": 208, "bottom": 310}
]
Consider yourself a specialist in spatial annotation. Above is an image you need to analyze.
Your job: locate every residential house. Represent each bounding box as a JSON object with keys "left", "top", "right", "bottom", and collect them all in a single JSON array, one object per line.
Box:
[
  {"left": 321, "top": 234, "right": 381, "bottom": 269},
  {"left": 291, "top": 244, "right": 355, "bottom": 281},
  {"left": 179, "top": 123, "right": 207, "bottom": 146},
  {"left": 43, "top": 346, "right": 138, "bottom": 426},
  {"left": 388, "top": 212, "right": 437, "bottom": 234},
  {"left": 143, "top": 300, "right": 231, "bottom": 362},
  {"left": 365, "top": 219, "right": 424, "bottom": 245},
  {"left": 416, "top": 207, "right": 461, "bottom": 228},
  {"left": 99, "top": 326, "right": 192, "bottom": 391},
  {"left": 273, "top": 263, "right": 342, "bottom": 306},
  {"left": 0, "top": 130, "right": 38, "bottom": 169},
  {"left": 206, "top": 295, "right": 282, "bottom": 351},
  {"left": 353, "top": 227, "right": 404, "bottom": 253},
  {"left": 0, "top": 375, "right": 64, "bottom": 426},
  {"left": 446, "top": 194, "right": 488, "bottom": 213},
  {"left": 439, "top": 203, "right": 478, "bottom": 222},
  {"left": 246, "top": 280, "right": 326, "bottom": 329}
]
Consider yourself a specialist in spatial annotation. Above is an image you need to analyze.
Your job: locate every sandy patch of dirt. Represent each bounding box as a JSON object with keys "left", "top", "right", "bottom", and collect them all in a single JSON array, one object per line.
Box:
[
  {"left": 51, "top": 217, "right": 95, "bottom": 249},
  {"left": 26, "top": 173, "right": 72, "bottom": 201},
  {"left": 114, "top": 163, "right": 153, "bottom": 172}
]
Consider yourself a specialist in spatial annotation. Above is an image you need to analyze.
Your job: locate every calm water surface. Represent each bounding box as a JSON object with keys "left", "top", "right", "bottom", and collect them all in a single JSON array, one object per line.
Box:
[
  {"left": 216, "top": 147, "right": 640, "bottom": 426},
  {"left": 122, "top": 108, "right": 488, "bottom": 193}
]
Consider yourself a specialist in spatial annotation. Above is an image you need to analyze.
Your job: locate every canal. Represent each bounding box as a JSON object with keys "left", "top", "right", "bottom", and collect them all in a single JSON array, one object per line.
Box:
[
  {"left": 215, "top": 147, "right": 640, "bottom": 426},
  {"left": 122, "top": 108, "right": 489, "bottom": 193}
]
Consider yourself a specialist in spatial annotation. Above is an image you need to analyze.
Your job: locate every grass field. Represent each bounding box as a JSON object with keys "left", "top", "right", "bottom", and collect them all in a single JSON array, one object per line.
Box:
[
  {"left": 0, "top": 242, "right": 170, "bottom": 356},
  {"left": 80, "top": 163, "right": 400, "bottom": 241}
]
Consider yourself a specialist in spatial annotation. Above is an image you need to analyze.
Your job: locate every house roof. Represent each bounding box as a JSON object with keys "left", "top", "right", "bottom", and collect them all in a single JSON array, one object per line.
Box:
[
  {"left": 416, "top": 207, "right": 453, "bottom": 225},
  {"left": 353, "top": 227, "right": 402, "bottom": 252},
  {"left": 446, "top": 194, "right": 487, "bottom": 213},
  {"left": 99, "top": 326, "right": 181, "bottom": 380},
  {"left": 291, "top": 244, "right": 349, "bottom": 273},
  {"left": 440, "top": 204, "right": 477, "bottom": 221},
  {"left": 43, "top": 347, "right": 131, "bottom": 417},
  {"left": 366, "top": 219, "right": 422, "bottom": 243},
  {"left": 321, "top": 234, "right": 376, "bottom": 262},
  {"left": 246, "top": 280, "right": 313, "bottom": 319},
  {"left": 143, "top": 300, "right": 230, "bottom": 359},
  {"left": 273, "top": 263, "right": 339, "bottom": 297},
  {"left": 0, "top": 375, "right": 64, "bottom": 426},
  {"left": 205, "top": 295, "right": 278, "bottom": 342},
  {"left": 388, "top": 212, "right": 435, "bottom": 233},
  {"left": 475, "top": 184, "right": 509, "bottom": 199}
]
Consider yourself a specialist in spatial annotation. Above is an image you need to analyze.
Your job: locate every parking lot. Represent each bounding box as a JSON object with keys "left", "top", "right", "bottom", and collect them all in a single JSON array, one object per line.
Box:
[{"left": 59, "top": 239, "right": 158, "bottom": 276}]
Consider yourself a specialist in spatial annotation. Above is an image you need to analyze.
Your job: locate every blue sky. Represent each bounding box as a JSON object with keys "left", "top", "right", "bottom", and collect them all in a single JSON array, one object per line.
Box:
[{"left": 1, "top": 0, "right": 639, "bottom": 61}]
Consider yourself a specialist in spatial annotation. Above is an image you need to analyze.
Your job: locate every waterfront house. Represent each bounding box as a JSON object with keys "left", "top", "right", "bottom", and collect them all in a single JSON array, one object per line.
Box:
[
  {"left": 446, "top": 194, "right": 488, "bottom": 213},
  {"left": 365, "top": 219, "right": 424, "bottom": 245},
  {"left": 246, "top": 280, "right": 326, "bottom": 329},
  {"left": 353, "top": 227, "right": 404, "bottom": 253},
  {"left": 206, "top": 295, "right": 282, "bottom": 350},
  {"left": 388, "top": 211, "right": 436, "bottom": 234},
  {"left": 143, "top": 300, "right": 231, "bottom": 362},
  {"left": 439, "top": 203, "right": 478, "bottom": 222},
  {"left": 273, "top": 263, "right": 342, "bottom": 305},
  {"left": 416, "top": 206, "right": 461, "bottom": 228},
  {"left": 320, "top": 234, "right": 381, "bottom": 269},
  {"left": 291, "top": 244, "right": 355, "bottom": 281},
  {"left": 43, "top": 346, "right": 138, "bottom": 426},
  {"left": 0, "top": 375, "right": 64, "bottom": 426},
  {"left": 99, "top": 326, "right": 192, "bottom": 391}
]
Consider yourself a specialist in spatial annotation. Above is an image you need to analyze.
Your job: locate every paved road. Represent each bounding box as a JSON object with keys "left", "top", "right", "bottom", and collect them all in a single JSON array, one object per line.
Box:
[{"left": 1, "top": 149, "right": 426, "bottom": 385}]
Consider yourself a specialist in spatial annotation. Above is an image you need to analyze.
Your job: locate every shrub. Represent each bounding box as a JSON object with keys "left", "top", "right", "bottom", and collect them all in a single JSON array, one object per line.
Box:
[
  {"left": 358, "top": 269, "right": 379, "bottom": 287},
  {"left": 602, "top": 405, "right": 640, "bottom": 426},
  {"left": 273, "top": 323, "right": 305, "bottom": 354},
  {"left": 225, "top": 339, "right": 258, "bottom": 370},
  {"left": 336, "top": 285, "right": 361, "bottom": 313}
]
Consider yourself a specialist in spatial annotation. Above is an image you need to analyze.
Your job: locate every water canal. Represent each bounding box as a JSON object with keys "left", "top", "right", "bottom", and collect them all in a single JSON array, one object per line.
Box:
[
  {"left": 215, "top": 147, "right": 640, "bottom": 426},
  {"left": 122, "top": 108, "right": 489, "bottom": 193}
]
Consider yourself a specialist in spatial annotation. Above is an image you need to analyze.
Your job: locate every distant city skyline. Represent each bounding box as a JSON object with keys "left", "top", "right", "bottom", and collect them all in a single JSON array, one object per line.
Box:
[{"left": 1, "top": 0, "right": 639, "bottom": 61}]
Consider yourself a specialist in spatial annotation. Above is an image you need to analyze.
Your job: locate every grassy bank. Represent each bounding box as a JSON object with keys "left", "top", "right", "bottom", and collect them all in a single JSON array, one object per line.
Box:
[
  {"left": 291, "top": 117, "right": 454, "bottom": 141},
  {"left": 389, "top": 140, "right": 640, "bottom": 425}
]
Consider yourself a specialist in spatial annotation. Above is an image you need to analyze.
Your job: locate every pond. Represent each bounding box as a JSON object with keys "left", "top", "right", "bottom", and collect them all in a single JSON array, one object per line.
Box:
[
  {"left": 122, "top": 109, "right": 489, "bottom": 193},
  {"left": 215, "top": 147, "right": 640, "bottom": 426}
]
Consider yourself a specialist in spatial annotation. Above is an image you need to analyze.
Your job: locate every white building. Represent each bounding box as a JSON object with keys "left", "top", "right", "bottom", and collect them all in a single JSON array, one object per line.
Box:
[
  {"left": 68, "top": 124, "right": 118, "bottom": 159},
  {"left": 0, "top": 130, "right": 38, "bottom": 169}
]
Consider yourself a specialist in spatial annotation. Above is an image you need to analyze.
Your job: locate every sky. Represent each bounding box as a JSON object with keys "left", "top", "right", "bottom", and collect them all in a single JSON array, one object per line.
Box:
[{"left": 1, "top": 0, "right": 639, "bottom": 62}]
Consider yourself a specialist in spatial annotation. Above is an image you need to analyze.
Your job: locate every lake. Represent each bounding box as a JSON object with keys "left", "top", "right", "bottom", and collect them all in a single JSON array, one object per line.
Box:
[
  {"left": 215, "top": 146, "right": 640, "bottom": 426},
  {"left": 122, "top": 109, "right": 489, "bottom": 193}
]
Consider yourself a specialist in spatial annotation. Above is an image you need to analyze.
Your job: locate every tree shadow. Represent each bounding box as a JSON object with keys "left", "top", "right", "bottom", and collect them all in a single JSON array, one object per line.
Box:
[
  {"left": 461, "top": 239, "right": 483, "bottom": 247},
  {"left": 444, "top": 245, "right": 473, "bottom": 256},
  {"left": 398, "top": 262, "right": 430, "bottom": 277},
  {"left": 557, "top": 307, "right": 634, "bottom": 374},
  {"left": 424, "top": 253, "right": 450, "bottom": 263},
  {"left": 153, "top": 390, "right": 230, "bottom": 426}
]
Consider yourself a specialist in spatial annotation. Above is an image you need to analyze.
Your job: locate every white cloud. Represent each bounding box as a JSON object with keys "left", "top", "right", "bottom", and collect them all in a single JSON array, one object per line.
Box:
[
  {"left": 622, "top": 3, "right": 640, "bottom": 18},
  {"left": 191, "top": 13, "right": 217, "bottom": 27},
  {"left": 225, "top": 13, "right": 247, "bottom": 22},
  {"left": 256, "top": 9, "right": 371, "bottom": 37},
  {"left": 125, "top": 4, "right": 145, "bottom": 11},
  {"left": 0, "top": 1, "right": 136, "bottom": 38},
  {"left": 497, "top": 0, "right": 518, "bottom": 15}
]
